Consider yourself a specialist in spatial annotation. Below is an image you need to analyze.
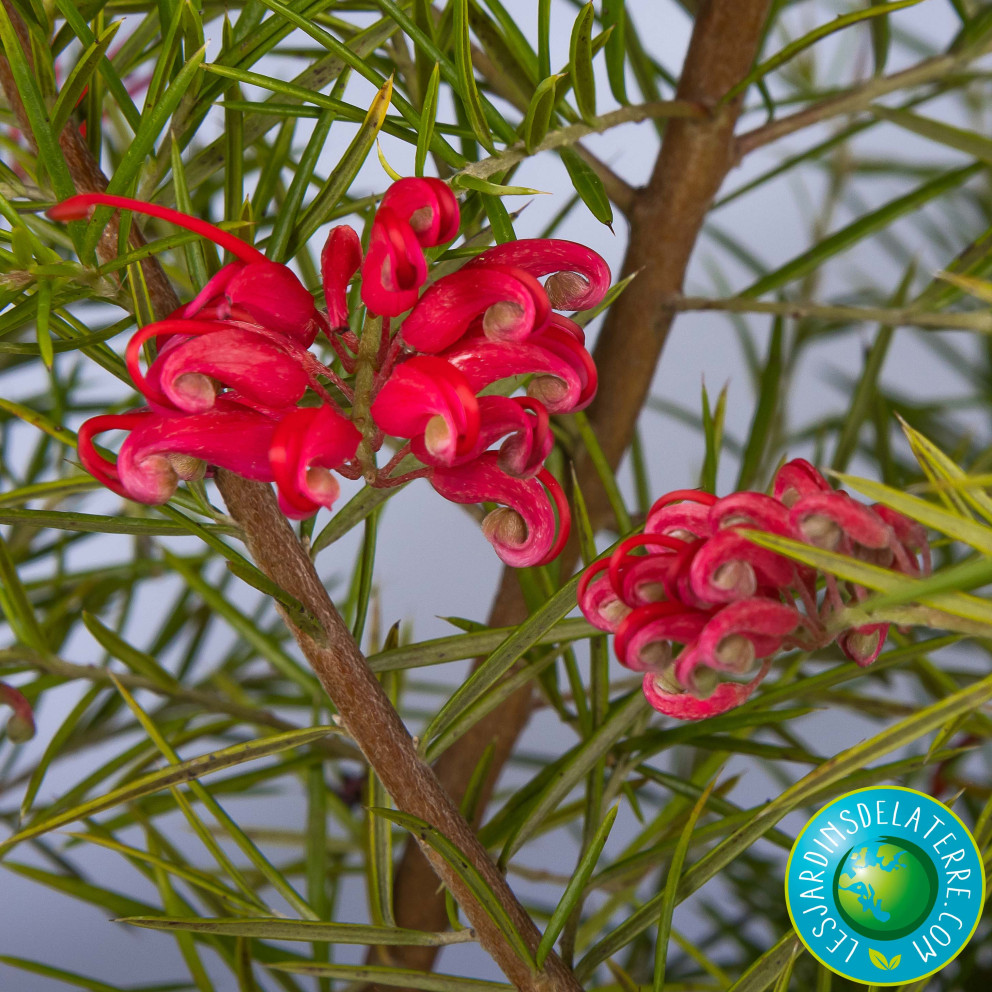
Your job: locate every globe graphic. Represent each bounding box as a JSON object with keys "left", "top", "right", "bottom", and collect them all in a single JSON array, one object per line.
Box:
[{"left": 833, "top": 837, "right": 938, "bottom": 940}]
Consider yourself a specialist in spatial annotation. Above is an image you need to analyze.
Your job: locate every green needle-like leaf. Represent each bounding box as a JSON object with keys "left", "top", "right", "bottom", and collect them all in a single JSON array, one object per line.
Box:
[
  {"left": 536, "top": 804, "right": 618, "bottom": 967},
  {"left": 453, "top": 0, "right": 495, "bottom": 153},
  {"left": 568, "top": 3, "right": 597, "bottom": 123},
  {"left": 119, "top": 916, "right": 478, "bottom": 945},
  {"left": 0, "top": 726, "right": 336, "bottom": 855}
]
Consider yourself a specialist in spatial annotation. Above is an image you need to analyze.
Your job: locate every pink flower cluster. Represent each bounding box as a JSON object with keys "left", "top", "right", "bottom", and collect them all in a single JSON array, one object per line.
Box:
[
  {"left": 53, "top": 178, "right": 609, "bottom": 567},
  {"left": 578, "top": 459, "right": 931, "bottom": 720}
]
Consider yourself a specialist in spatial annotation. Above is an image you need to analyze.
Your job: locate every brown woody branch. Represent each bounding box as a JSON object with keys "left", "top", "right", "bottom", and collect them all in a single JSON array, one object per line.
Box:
[
  {"left": 0, "top": 7, "right": 581, "bottom": 991},
  {"left": 387, "top": 0, "right": 774, "bottom": 971}
]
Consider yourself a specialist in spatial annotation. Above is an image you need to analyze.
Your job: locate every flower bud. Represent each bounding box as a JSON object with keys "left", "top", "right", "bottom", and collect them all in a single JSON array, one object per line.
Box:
[
  {"left": 798, "top": 513, "right": 842, "bottom": 549},
  {"left": 545, "top": 271, "right": 589, "bottom": 309},
  {"left": 482, "top": 301, "right": 525, "bottom": 340},
  {"left": 690, "top": 665, "right": 719, "bottom": 699},
  {"left": 712, "top": 560, "right": 757, "bottom": 598},
  {"left": 482, "top": 506, "right": 528, "bottom": 548},
  {"left": 6, "top": 712, "right": 35, "bottom": 743},
  {"left": 715, "top": 634, "right": 758, "bottom": 674}
]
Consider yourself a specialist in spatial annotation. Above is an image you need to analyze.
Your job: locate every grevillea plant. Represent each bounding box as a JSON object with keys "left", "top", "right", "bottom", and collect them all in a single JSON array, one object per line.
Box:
[
  {"left": 9, "top": 2, "right": 992, "bottom": 991},
  {"left": 52, "top": 182, "right": 609, "bottom": 567},
  {"left": 579, "top": 459, "right": 931, "bottom": 719}
]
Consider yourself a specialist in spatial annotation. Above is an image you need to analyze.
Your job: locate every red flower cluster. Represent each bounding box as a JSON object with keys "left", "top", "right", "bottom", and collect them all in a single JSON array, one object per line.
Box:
[
  {"left": 54, "top": 179, "right": 610, "bottom": 566},
  {"left": 369, "top": 192, "right": 607, "bottom": 566},
  {"left": 55, "top": 194, "right": 362, "bottom": 520},
  {"left": 578, "top": 460, "right": 930, "bottom": 720}
]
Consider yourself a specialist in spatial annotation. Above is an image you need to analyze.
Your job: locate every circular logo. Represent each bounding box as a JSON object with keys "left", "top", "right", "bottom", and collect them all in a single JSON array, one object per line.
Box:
[{"left": 785, "top": 786, "right": 985, "bottom": 985}]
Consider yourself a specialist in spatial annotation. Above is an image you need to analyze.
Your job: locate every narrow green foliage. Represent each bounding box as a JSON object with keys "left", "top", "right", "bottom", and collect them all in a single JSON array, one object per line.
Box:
[
  {"left": 82, "top": 611, "right": 181, "bottom": 690},
  {"left": 120, "top": 916, "right": 476, "bottom": 945},
  {"left": 568, "top": 4, "right": 597, "bottom": 123},
  {"left": 423, "top": 572, "right": 587, "bottom": 760},
  {"left": 454, "top": 0, "right": 495, "bottom": 153},
  {"left": 872, "top": 104, "right": 992, "bottom": 165},
  {"left": 736, "top": 317, "right": 782, "bottom": 489},
  {"left": 654, "top": 778, "right": 718, "bottom": 992},
  {"left": 417, "top": 63, "right": 442, "bottom": 175},
  {"left": 537, "top": 0, "right": 551, "bottom": 79},
  {"left": 50, "top": 20, "right": 121, "bottom": 135},
  {"left": 869, "top": 0, "right": 893, "bottom": 74},
  {"left": 0, "top": 530, "right": 48, "bottom": 652},
  {"left": 573, "top": 412, "right": 632, "bottom": 532},
  {"left": 558, "top": 147, "right": 613, "bottom": 227},
  {"left": 536, "top": 804, "right": 618, "bottom": 966},
  {"left": 269, "top": 963, "right": 513, "bottom": 992},
  {"left": 699, "top": 381, "right": 727, "bottom": 493},
  {"left": 602, "top": 0, "right": 628, "bottom": 104},
  {"left": 746, "top": 164, "right": 981, "bottom": 298},
  {"left": 370, "top": 808, "right": 535, "bottom": 967},
  {"left": 0, "top": 723, "right": 337, "bottom": 855},
  {"left": 522, "top": 74, "right": 563, "bottom": 154},
  {"left": 723, "top": 0, "right": 925, "bottom": 104}
]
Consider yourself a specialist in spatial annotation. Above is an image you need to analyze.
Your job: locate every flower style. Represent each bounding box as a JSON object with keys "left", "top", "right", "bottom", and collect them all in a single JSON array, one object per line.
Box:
[
  {"left": 578, "top": 459, "right": 931, "bottom": 720},
  {"left": 53, "top": 177, "right": 611, "bottom": 569}
]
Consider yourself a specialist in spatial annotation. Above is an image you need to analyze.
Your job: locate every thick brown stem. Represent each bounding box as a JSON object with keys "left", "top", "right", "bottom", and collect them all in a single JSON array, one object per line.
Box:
[
  {"left": 216, "top": 475, "right": 581, "bottom": 992},
  {"left": 388, "top": 0, "right": 773, "bottom": 969}
]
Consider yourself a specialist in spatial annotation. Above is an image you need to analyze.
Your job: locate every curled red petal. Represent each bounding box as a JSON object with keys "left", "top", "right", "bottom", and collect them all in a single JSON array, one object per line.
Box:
[
  {"left": 537, "top": 468, "right": 570, "bottom": 565},
  {"left": 126, "top": 319, "right": 230, "bottom": 408},
  {"left": 452, "top": 396, "right": 552, "bottom": 478},
  {"left": 791, "top": 492, "right": 893, "bottom": 551},
  {"left": 269, "top": 405, "right": 361, "bottom": 519},
  {"left": 322, "top": 225, "right": 363, "bottom": 330},
  {"left": 381, "top": 177, "right": 460, "bottom": 246},
  {"left": 618, "top": 554, "right": 680, "bottom": 608},
  {"left": 614, "top": 602, "right": 711, "bottom": 673},
  {"left": 645, "top": 498, "right": 714, "bottom": 541},
  {"left": 113, "top": 405, "right": 280, "bottom": 504},
  {"left": 709, "top": 491, "right": 793, "bottom": 535},
  {"left": 691, "top": 598, "right": 804, "bottom": 671},
  {"left": 607, "top": 533, "right": 686, "bottom": 599},
  {"left": 361, "top": 208, "right": 428, "bottom": 316},
  {"left": 442, "top": 328, "right": 591, "bottom": 414},
  {"left": 78, "top": 412, "right": 153, "bottom": 497},
  {"left": 838, "top": 623, "right": 889, "bottom": 667},
  {"left": 371, "top": 356, "right": 480, "bottom": 464},
  {"left": 400, "top": 264, "right": 549, "bottom": 353},
  {"left": 642, "top": 662, "right": 771, "bottom": 720},
  {"left": 223, "top": 261, "right": 320, "bottom": 345},
  {"left": 773, "top": 457, "right": 831, "bottom": 507},
  {"left": 469, "top": 239, "right": 610, "bottom": 312},
  {"left": 688, "top": 530, "right": 796, "bottom": 606},
  {"left": 133, "top": 322, "right": 313, "bottom": 414},
  {"left": 177, "top": 263, "right": 239, "bottom": 319},
  {"left": 577, "top": 560, "right": 630, "bottom": 632},
  {"left": 430, "top": 454, "right": 568, "bottom": 568},
  {"left": 496, "top": 398, "right": 552, "bottom": 478},
  {"left": 527, "top": 321, "right": 598, "bottom": 411}
]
